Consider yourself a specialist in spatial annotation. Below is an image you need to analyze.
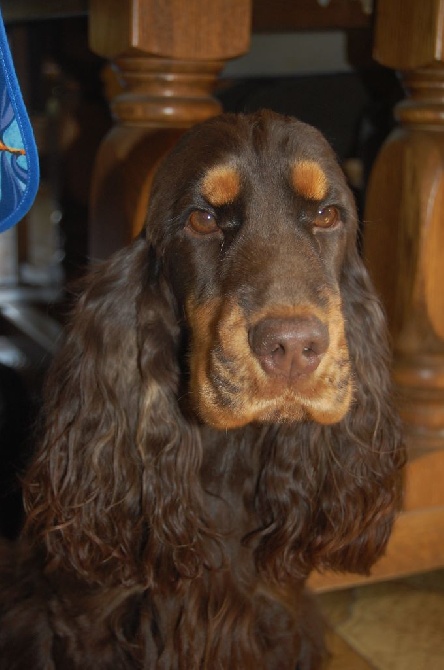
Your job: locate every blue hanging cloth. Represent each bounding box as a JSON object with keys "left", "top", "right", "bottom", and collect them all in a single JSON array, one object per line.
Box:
[{"left": 0, "top": 9, "right": 39, "bottom": 232}]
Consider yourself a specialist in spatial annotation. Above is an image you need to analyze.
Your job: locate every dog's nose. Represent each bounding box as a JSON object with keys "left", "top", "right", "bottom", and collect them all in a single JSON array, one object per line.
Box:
[{"left": 249, "top": 316, "right": 329, "bottom": 378}]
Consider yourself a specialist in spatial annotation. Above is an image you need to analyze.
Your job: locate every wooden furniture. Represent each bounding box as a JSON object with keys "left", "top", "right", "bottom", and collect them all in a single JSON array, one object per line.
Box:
[
  {"left": 314, "top": 0, "right": 444, "bottom": 591},
  {"left": 359, "top": 0, "right": 444, "bottom": 588}
]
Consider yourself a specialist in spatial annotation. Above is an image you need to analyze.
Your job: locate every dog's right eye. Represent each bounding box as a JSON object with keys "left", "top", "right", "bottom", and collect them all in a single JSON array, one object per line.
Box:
[{"left": 187, "top": 210, "right": 220, "bottom": 235}]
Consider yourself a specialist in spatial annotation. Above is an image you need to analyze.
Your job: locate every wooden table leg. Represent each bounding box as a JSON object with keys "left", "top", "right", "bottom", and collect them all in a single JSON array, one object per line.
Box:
[
  {"left": 364, "top": 0, "right": 444, "bottom": 458},
  {"left": 88, "top": 0, "right": 251, "bottom": 259},
  {"left": 313, "top": 2, "right": 444, "bottom": 589}
]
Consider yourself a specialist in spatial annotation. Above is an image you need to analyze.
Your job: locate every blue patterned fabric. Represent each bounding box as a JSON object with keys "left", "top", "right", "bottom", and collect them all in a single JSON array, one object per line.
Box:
[{"left": 0, "top": 9, "right": 39, "bottom": 232}]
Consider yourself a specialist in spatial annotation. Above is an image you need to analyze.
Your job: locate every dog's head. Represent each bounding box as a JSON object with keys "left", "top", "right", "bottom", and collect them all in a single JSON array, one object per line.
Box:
[{"left": 146, "top": 110, "right": 357, "bottom": 429}]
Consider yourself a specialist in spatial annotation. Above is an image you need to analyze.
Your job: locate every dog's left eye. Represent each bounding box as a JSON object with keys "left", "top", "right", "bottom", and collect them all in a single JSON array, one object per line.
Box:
[
  {"left": 314, "top": 206, "right": 340, "bottom": 229},
  {"left": 187, "top": 210, "right": 220, "bottom": 235}
]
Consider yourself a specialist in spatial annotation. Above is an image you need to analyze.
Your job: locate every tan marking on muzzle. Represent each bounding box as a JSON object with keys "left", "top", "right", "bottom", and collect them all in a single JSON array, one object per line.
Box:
[
  {"left": 299, "top": 294, "right": 353, "bottom": 424},
  {"left": 186, "top": 296, "right": 260, "bottom": 429},
  {"left": 201, "top": 165, "right": 241, "bottom": 206},
  {"left": 186, "top": 295, "right": 353, "bottom": 430},
  {"left": 291, "top": 160, "right": 328, "bottom": 201}
]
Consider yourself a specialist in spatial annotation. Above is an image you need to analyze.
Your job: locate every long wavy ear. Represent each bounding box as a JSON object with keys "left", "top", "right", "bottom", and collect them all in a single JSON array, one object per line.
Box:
[
  {"left": 307, "top": 246, "right": 405, "bottom": 574},
  {"left": 253, "top": 246, "right": 404, "bottom": 580},
  {"left": 23, "top": 238, "right": 213, "bottom": 587}
]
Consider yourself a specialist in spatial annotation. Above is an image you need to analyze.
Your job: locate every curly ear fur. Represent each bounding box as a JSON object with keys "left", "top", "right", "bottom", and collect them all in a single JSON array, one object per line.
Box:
[
  {"left": 23, "top": 239, "right": 216, "bottom": 587},
  {"left": 252, "top": 245, "right": 404, "bottom": 580},
  {"left": 311, "top": 247, "right": 404, "bottom": 573}
]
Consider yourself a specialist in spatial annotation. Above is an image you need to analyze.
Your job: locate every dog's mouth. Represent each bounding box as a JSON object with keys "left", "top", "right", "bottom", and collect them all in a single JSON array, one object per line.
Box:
[{"left": 186, "top": 297, "right": 353, "bottom": 430}]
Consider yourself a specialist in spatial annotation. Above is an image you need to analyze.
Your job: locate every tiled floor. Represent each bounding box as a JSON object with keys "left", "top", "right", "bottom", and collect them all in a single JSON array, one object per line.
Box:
[{"left": 317, "top": 570, "right": 444, "bottom": 669}]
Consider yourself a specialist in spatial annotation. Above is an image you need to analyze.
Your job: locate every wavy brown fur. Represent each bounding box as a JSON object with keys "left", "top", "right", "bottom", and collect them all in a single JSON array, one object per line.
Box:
[{"left": 0, "top": 111, "right": 404, "bottom": 669}]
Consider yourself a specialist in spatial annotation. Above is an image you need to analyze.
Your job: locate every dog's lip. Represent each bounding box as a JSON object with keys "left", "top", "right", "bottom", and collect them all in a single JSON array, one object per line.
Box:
[{"left": 207, "top": 367, "right": 350, "bottom": 408}]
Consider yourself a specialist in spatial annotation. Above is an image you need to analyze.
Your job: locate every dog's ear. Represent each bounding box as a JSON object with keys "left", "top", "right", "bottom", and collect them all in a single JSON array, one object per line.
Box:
[
  {"left": 312, "top": 249, "right": 404, "bottom": 574},
  {"left": 23, "top": 239, "right": 213, "bottom": 587},
  {"left": 253, "top": 248, "right": 404, "bottom": 580}
]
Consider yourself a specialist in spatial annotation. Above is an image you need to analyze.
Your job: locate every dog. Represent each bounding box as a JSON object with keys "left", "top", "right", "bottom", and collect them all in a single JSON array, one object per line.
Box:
[{"left": 0, "top": 110, "right": 404, "bottom": 669}]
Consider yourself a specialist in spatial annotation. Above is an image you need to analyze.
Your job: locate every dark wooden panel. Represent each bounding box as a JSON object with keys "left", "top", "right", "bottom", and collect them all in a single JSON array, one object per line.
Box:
[
  {"left": 252, "top": 0, "right": 371, "bottom": 32},
  {"left": 2, "top": 0, "right": 87, "bottom": 23},
  {"left": 3, "top": 0, "right": 370, "bottom": 31}
]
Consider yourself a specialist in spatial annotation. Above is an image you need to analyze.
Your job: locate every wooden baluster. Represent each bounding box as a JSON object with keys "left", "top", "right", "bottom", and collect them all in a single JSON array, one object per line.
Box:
[
  {"left": 88, "top": 0, "right": 251, "bottom": 259},
  {"left": 364, "top": 0, "right": 444, "bottom": 455}
]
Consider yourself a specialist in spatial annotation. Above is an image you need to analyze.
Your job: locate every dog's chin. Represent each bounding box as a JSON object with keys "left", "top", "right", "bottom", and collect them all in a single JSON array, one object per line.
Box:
[
  {"left": 193, "top": 381, "right": 353, "bottom": 431},
  {"left": 196, "top": 405, "right": 305, "bottom": 431}
]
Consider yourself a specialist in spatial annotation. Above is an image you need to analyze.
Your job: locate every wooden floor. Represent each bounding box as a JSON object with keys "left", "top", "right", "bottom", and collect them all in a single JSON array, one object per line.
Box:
[{"left": 319, "top": 569, "right": 444, "bottom": 670}]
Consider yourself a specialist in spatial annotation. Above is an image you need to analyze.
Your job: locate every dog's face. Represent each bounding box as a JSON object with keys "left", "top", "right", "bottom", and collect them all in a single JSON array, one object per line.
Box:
[{"left": 147, "top": 111, "right": 357, "bottom": 429}]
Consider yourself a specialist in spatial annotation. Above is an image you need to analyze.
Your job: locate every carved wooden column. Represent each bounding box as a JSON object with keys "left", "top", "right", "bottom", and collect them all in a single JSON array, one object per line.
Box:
[
  {"left": 364, "top": 0, "right": 444, "bottom": 456},
  {"left": 88, "top": 0, "right": 251, "bottom": 259}
]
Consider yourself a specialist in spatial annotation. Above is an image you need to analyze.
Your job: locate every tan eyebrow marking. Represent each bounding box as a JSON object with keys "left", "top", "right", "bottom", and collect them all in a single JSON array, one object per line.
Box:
[
  {"left": 201, "top": 165, "right": 241, "bottom": 206},
  {"left": 291, "top": 160, "right": 328, "bottom": 201}
]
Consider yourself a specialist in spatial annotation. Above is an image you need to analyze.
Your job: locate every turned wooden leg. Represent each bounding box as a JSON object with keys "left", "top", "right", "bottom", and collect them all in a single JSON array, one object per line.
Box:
[
  {"left": 364, "top": 0, "right": 444, "bottom": 454},
  {"left": 88, "top": 0, "right": 251, "bottom": 259}
]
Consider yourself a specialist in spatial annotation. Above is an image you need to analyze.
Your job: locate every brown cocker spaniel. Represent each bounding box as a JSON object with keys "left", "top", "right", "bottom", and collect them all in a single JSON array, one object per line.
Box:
[{"left": 0, "top": 111, "right": 404, "bottom": 669}]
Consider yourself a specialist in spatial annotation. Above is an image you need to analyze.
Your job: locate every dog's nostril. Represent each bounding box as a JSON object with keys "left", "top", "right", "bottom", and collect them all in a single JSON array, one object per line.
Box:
[{"left": 249, "top": 316, "right": 329, "bottom": 378}]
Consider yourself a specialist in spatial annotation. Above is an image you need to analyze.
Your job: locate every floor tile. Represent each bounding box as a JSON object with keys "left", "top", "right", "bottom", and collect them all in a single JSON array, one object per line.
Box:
[
  {"left": 317, "top": 570, "right": 444, "bottom": 670},
  {"left": 324, "top": 629, "right": 375, "bottom": 670}
]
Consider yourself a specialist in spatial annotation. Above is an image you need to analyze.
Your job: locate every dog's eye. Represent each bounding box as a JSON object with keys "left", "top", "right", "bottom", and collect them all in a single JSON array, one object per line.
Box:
[
  {"left": 187, "top": 210, "right": 219, "bottom": 235},
  {"left": 314, "top": 206, "right": 340, "bottom": 229}
]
